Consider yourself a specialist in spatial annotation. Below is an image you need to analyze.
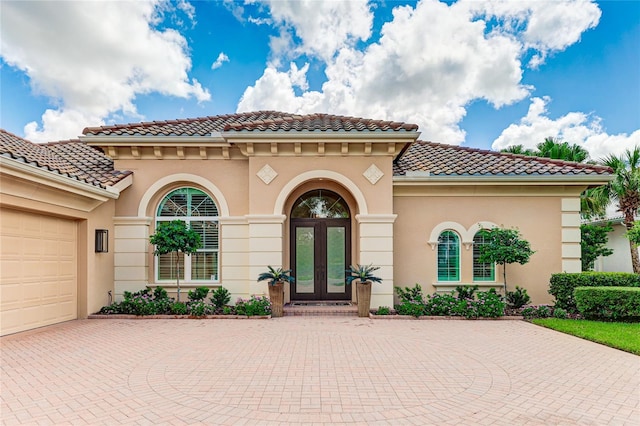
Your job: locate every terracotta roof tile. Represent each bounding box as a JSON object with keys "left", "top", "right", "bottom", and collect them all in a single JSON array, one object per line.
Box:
[
  {"left": 0, "top": 129, "right": 131, "bottom": 189},
  {"left": 82, "top": 111, "right": 420, "bottom": 136},
  {"left": 393, "top": 141, "right": 611, "bottom": 177}
]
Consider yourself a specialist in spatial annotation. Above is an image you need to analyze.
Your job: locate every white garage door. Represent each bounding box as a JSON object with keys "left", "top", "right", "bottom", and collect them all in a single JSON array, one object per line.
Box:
[{"left": 1, "top": 209, "right": 77, "bottom": 336}]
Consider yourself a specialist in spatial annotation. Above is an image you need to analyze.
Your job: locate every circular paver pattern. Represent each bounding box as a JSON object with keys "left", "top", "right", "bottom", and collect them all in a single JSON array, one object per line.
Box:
[
  {"left": 1, "top": 317, "right": 638, "bottom": 425},
  {"left": 126, "top": 319, "right": 511, "bottom": 423}
]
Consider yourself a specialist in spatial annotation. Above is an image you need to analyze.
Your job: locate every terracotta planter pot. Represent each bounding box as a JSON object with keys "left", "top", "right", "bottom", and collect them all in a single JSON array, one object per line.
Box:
[
  {"left": 268, "top": 281, "right": 285, "bottom": 318},
  {"left": 356, "top": 280, "right": 372, "bottom": 317}
]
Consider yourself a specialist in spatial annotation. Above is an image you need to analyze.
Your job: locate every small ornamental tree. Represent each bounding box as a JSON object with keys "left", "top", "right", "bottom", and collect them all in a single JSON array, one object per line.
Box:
[
  {"left": 149, "top": 220, "right": 202, "bottom": 302},
  {"left": 580, "top": 223, "right": 614, "bottom": 271},
  {"left": 477, "top": 227, "right": 535, "bottom": 295},
  {"left": 626, "top": 221, "right": 640, "bottom": 250}
]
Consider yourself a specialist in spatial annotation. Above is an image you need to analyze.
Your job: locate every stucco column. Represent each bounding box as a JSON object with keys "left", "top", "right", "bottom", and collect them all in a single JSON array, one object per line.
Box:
[
  {"left": 356, "top": 214, "right": 397, "bottom": 308},
  {"left": 113, "top": 217, "right": 151, "bottom": 299},
  {"left": 247, "top": 214, "right": 287, "bottom": 296},
  {"left": 561, "top": 198, "right": 582, "bottom": 272},
  {"left": 218, "top": 216, "right": 250, "bottom": 301}
]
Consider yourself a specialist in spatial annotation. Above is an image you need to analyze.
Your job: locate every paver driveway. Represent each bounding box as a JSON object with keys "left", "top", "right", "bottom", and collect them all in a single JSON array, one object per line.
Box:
[{"left": 1, "top": 317, "right": 638, "bottom": 425}]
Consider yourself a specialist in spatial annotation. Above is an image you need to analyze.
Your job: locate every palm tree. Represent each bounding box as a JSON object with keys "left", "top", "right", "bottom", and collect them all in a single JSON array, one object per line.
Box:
[
  {"left": 536, "top": 137, "right": 589, "bottom": 162},
  {"left": 585, "top": 147, "right": 640, "bottom": 273},
  {"left": 501, "top": 144, "right": 536, "bottom": 156},
  {"left": 502, "top": 137, "right": 590, "bottom": 163}
]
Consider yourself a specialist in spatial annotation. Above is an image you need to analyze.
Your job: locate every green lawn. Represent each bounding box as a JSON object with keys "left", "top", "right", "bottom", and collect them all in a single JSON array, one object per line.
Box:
[{"left": 532, "top": 318, "right": 640, "bottom": 355}]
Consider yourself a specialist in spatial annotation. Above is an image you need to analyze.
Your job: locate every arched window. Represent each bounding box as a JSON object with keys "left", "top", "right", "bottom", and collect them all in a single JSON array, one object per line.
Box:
[
  {"left": 473, "top": 232, "right": 495, "bottom": 281},
  {"left": 437, "top": 231, "right": 460, "bottom": 281},
  {"left": 291, "top": 189, "right": 350, "bottom": 218},
  {"left": 155, "top": 188, "right": 219, "bottom": 282}
]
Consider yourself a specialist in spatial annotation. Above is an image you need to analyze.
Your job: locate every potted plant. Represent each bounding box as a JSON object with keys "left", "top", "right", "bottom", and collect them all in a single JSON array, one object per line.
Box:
[
  {"left": 346, "top": 264, "right": 382, "bottom": 317},
  {"left": 257, "top": 266, "right": 295, "bottom": 318}
]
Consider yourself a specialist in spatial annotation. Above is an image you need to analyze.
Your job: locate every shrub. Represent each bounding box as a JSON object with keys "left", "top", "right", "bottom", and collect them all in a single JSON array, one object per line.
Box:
[
  {"left": 376, "top": 306, "right": 391, "bottom": 315},
  {"left": 188, "top": 286, "right": 210, "bottom": 302},
  {"left": 98, "top": 287, "right": 175, "bottom": 315},
  {"left": 453, "top": 298, "right": 479, "bottom": 319},
  {"left": 449, "top": 289, "right": 505, "bottom": 319},
  {"left": 395, "top": 301, "right": 425, "bottom": 317},
  {"left": 235, "top": 296, "right": 272, "bottom": 316},
  {"left": 222, "top": 306, "right": 233, "bottom": 315},
  {"left": 522, "top": 305, "right": 552, "bottom": 320},
  {"left": 394, "top": 284, "right": 425, "bottom": 304},
  {"left": 506, "top": 286, "right": 531, "bottom": 309},
  {"left": 455, "top": 285, "right": 478, "bottom": 300},
  {"left": 549, "top": 272, "right": 640, "bottom": 312},
  {"left": 171, "top": 302, "right": 188, "bottom": 315},
  {"left": 553, "top": 307, "right": 568, "bottom": 319},
  {"left": 575, "top": 287, "right": 640, "bottom": 321},
  {"left": 188, "top": 301, "right": 210, "bottom": 317},
  {"left": 476, "top": 289, "right": 506, "bottom": 318},
  {"left": 424, "top": 293, "right": 457, "bottom": 316},
  {"left": 210, "top": 287, "right": 231, "bottom": 310}
]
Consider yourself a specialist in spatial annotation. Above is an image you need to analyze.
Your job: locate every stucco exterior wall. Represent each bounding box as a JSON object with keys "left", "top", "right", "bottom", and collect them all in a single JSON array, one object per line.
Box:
[
  {"left": 393, "top": 186, "right": 576, "bottom": 304},
  {"left": 110, "top": 151, "right": 399, "bottom": 306},
  {"left": 113, "top": 159, "right": 250, "bottom": 217},
  {"left": 594, "top": 222, "right": 639, "bottom": 272}
]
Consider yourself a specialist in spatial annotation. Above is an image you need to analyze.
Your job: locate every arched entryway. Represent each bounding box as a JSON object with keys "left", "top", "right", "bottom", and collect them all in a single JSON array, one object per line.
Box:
[{"left": 290, "top": 189, "right": 351, "bottom": 300}]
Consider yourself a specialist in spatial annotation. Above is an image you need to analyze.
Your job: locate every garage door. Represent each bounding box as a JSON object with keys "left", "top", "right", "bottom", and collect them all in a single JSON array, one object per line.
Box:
[{"left": 1, "top": 209, "right": 77, "bottom": 336}]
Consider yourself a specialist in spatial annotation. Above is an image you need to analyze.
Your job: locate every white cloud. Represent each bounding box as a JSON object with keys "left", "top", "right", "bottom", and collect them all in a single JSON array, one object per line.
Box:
[
  {"left": 492, "top": 97, "right": 640, "bottom": 160},
  {"left": 239, "top": 0, "right": 603, "bottom": 145},
  {"left": 1, "top": 0, "right": 209, "bottom": 142},
  {"left": 266, "top": 0, "right": 373, "bottom": 62},
  {"left": 474, "top": 0, "right": 601, "bottom": 67},
  {"left": 211, "top": 52, "right": 230, "bottom": 70},
  {"left": 24, "top": 109, "right": 103, "bottom": 143}
]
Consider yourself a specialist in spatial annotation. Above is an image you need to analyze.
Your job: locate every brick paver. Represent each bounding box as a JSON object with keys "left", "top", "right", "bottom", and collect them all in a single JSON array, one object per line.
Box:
[{"left": 1, "top": 318, "right": 638, "bottom": 425}]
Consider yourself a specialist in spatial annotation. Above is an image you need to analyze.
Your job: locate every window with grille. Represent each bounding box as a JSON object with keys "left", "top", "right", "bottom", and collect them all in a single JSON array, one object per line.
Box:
[
  {"left": 473, "top": 232, "right": 495, "bottom": 281},
  {"left": 155, "top": 188, "right": 219, "bottom": 282},
  {"left": 437, "top": 231, "right": 460, "bottom": 281}
]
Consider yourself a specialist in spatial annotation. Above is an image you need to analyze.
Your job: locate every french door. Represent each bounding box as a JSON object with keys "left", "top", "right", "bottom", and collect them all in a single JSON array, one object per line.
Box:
[{"left": 291, "top": 218, "right": 351, "bottom": 300}]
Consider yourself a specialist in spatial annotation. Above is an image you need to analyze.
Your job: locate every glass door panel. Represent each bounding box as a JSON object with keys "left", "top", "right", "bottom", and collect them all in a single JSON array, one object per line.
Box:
[
  {"left": 326, "top": 226, "right": 346, "bottom": 294},
  {"left": 295, "top": 227, "right": 315, "bottom": 293}
]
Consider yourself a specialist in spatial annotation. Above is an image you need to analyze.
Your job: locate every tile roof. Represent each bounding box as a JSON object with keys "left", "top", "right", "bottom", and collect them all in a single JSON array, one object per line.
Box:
[
  {"left": 82, "top": 111, "right": 419, "bottom": 136},
  {"left": 393, "top": 141, "right": 612, "bottom": 176},
  {"left": 0, "top": 129, "right": 131, "bottom": 189}
]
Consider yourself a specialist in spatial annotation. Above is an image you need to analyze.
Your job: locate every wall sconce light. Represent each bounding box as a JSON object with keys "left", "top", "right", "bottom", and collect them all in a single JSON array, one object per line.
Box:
[{"left": 95, "top": 229, "right": 109, "bottom": 253}]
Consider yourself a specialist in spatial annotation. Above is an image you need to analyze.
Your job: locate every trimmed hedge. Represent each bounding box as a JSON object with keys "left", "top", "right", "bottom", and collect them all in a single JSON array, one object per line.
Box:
[
  {"left": 575, "top": 287, "right": 640, "bottom": 321},
  {"left": 549, "top": 272, "right": 640, "bottom": 312}
]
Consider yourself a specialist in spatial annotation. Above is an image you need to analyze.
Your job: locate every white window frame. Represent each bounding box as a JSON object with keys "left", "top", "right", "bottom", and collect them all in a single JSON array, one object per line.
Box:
[
  {"left": 472, "top": 232, "right": 496, "bottom": 282},
  {"left": 154, "top": 188, "right": 220, "bottom": 284}
]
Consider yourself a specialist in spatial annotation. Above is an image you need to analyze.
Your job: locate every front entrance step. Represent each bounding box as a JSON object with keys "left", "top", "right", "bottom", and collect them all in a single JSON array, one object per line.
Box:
[{"left": 283, "top": 301, "right": 358, "bottom": 317}]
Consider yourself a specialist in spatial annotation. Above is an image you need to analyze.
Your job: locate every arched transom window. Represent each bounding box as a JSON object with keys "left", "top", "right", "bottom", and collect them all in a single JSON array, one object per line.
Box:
[
  {"left": 291, "top": 189, "right": 350, "bottom": 219},
  {"left": 473, "top": 231, "right": 495, "bottom": 281},
  {"left": 155, "top": 188, "right": 219, "bottom": 282},
  {"left": 437, "top": 230, "right": 460, "bottom": 281}
]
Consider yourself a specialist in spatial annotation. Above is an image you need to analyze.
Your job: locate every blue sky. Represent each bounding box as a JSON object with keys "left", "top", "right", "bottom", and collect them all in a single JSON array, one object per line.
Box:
[{"left": 1, "top": 0, "right": 638, "bottom": 159}]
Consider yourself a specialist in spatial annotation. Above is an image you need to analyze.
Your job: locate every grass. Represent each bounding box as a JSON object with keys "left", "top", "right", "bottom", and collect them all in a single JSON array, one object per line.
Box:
[{"left": 532, "top": 318, "right": 640, "bottom": 355}]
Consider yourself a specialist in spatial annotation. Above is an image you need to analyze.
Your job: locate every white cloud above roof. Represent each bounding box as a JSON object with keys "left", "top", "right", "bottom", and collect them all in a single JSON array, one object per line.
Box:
[
  {"left": 1, "top": 0, "right": 209, "bottom": 142},
  {"left": 238, "top": 0, "right": 603, "bottom": 145},
  {"left": 492, "top": 97, "right": 640, "bottom": 160}
]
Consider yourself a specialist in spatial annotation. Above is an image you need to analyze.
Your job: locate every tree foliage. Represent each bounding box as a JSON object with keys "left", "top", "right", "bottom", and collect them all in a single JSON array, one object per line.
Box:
[
  {"left": 583, "top": 147, "right": 640, "bottom": 273},
  {"left": 580, "top": 223, "right": 614, "bottom": 271},
  {"left": 477, "top": 227, "right": 535, "bottom": 294},
  {"left": 149, "top": 220, "right": 202, "bottom": 302},
  {"left": 627, "top": 221, "right": 640, "bottom": 245},
  {"left": 501, "top": 137, "right": 590, "bottom": 163},
  {"left": 501, "top": 144, "right": 536, "bottom": 156},
  {"left": 536, "top": 137, "right": 590, "bottom": 162}
]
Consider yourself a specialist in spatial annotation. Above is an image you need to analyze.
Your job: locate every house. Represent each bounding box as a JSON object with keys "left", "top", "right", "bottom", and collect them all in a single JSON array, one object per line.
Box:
[
  {"left": 0, "top": 112, "right": 611, "bottom": 335},
  {"left": 589, "top": 216, "right": 640, "bottom": 273}
]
